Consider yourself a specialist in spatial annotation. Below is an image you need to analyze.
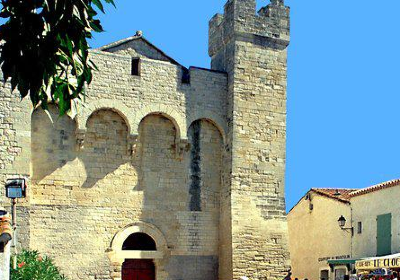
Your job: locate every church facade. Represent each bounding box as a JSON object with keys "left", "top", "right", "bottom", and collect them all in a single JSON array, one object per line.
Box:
[{"left": 0, "top": 0, "right": 291, "bottom": 279}]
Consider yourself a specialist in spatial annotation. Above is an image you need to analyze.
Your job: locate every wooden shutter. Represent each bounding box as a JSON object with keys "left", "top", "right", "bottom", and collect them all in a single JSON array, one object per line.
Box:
[{"left": 377, "top": 213, "right": 392, "bottom": 256}]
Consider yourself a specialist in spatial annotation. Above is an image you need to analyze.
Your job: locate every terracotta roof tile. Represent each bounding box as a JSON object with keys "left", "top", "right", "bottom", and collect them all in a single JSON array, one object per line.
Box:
[
  {"left": 289, "top": 179, "right": 400, "bottom": 214},
  {"left": 349, "top": 179, "right": 400, "bottom": 197},
  {"left": 311, "top": 188, "right": 357, "bottom": 203}
]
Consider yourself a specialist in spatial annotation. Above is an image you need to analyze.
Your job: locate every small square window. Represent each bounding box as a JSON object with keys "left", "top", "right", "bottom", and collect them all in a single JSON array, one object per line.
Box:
[
  {"left": 358, "top": 222, "right": 362, "bottom": 234},
  {"left": 182, "top": 68, "right": 190, "bottom": 84},
  {"left": 131, "top": 58, "right": 141, "bottom": 76}
]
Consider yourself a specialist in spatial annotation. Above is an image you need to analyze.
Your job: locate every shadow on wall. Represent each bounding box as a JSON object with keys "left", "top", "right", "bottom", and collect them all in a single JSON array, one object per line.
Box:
[
  {"left": 81, "top": 109, "right": 130, "bottom": 188},
  {"left": 137, "top": 114, "right": 184, "bottom": 250},
  {"left": 136, "top": 114, "right": 179, "bottom": 193},
  {"left": 31, "top": 106, "right": 131, "bottom": 188},
  {"left": 31, "top": 106, "right": 224, "bottom": 278},
  {"left": 31, "top": 106, "right": 78, "bottom": 182},
  {"left": 31, "top": 106, "right": 224, "bottom": 197}
]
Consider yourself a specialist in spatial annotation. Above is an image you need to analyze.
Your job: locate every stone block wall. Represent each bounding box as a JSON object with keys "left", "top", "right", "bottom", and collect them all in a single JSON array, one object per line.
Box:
[
  {"left": 27, "top": 112, "right": 224, "bottom": 279},
  {"left": 0, "top": 82, "right": 31, "bottom": 250},
  {"left": 209, "top": 0, "right": 291, "bottom": 279},
  {"left": 228, "top": 40, "right": 290, "bottom": 279},
  {"left": 0, "top": 0, "right": 292, "bottom": 279},
  {"left": 0, "top": 44, "right": 227, "bottom": 279}
]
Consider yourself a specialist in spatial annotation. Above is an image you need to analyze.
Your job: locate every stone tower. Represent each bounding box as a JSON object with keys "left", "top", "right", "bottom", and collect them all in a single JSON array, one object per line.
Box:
[{"left": 209, "top": 0, "right": 291, "bottom": 279}]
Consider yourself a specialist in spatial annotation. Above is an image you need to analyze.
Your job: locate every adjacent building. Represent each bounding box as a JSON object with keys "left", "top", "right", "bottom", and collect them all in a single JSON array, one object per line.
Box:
[
  {"left": 288, "top": 189, "right": 354, "bottom": 280},
  {"left": 288, "top": 179, "right": 400, "bottom": 280},
  {"left": 351, "top": 180, "right": 400, "bottom": 259}
]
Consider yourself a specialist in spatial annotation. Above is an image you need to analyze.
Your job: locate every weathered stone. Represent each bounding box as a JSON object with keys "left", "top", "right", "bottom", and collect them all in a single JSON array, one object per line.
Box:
[{"left": 0, "top": 0, "right": 291, "bottom": 279}]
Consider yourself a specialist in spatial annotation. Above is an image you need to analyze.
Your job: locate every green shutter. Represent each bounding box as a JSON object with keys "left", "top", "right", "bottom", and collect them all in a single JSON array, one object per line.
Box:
[{"left": 377, "top": 213, "right": 392, "bottom": 256}]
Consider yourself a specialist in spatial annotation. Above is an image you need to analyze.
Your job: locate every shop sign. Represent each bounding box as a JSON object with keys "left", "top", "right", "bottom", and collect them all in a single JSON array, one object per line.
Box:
[
  {"left": 318, "top": 255, "right": 351, "bottom": 262},
  {"left": 356, "top": 257, "right": 400, "bottom": 270}
]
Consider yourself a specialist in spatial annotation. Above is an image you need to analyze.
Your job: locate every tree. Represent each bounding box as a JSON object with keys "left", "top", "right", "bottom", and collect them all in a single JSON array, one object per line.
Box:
[
  {"left": 0, "top": 0, "right": 115, "bottom": 115},
  {"left": 11, "top": 250, "right": 66, "bottom": 280}
]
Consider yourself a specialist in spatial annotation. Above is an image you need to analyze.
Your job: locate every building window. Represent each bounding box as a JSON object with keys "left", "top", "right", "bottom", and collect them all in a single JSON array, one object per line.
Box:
[
  {"left": 320, "top": 270, "right": 329, "bottom": 280},
  {"left": 357, "top": 222, "right": 362, "bottom": 234},
  {"left": 335, "top": 268, "right": 346, "bottom": 280},
  {"left": 182, "top": 67, "right": 190, "bottom": 84},
  {"left": 131, "top": 58, "right": 141, "bottom": 76}
]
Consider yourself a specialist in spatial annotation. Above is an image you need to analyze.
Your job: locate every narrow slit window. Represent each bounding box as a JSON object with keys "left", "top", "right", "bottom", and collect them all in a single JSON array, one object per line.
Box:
[
  {"left": 182, "top": 68, "right": 190, "bottom": 84},
  {"left": 131, "top": 58, "right": 141, "bottom": 76},
  {"left": 358, "top": 221, "right": 362, "bottom": 234}
]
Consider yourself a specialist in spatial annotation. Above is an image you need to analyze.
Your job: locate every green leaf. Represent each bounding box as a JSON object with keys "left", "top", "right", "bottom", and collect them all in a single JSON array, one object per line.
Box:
[
  {"left": 0, "top": 0, "right": 116, "bottom": 116},
  {"left": 90, "top": 19, "right": 103, "bottom": 32},
  {"left": 92, "top": 0, "right": 105, "bottom": 13},
  {"left": 11, "top": 250, "right": 67, "bottom": 280},
  {"left": 104, "top": 0, "right": 116, "bottom": 8}
]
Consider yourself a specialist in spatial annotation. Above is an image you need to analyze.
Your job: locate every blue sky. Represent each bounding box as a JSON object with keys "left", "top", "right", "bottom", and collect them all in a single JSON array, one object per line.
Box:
[{"left": 92, "top": 0, "right": 400, "bottom": 211}]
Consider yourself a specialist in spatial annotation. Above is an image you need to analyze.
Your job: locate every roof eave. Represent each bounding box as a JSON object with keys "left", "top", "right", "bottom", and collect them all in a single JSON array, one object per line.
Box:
[{"left": 97, "top": 35, "right": 183, "bottom": 67}]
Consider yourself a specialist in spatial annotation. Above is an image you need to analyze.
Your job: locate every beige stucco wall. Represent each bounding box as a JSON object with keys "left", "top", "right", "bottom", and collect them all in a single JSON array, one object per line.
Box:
[
  {"left": 351, "top": 184, "right": 400, "bottom": 259},
  {"left": 288, "top": 194, "right": 352, "bottom": 280}
]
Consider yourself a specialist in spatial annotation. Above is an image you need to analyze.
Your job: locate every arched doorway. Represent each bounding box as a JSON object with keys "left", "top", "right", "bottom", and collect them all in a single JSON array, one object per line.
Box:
[
  {"left": 122, "top": 259, "right": 155, "bottom": 280},
  {"left": 122, "top": 232, "right": 157, "bottom": 251},
  {"left": 121, "top": 233, "right": 157, "bottom": 280},
  {"left": 108, "top": 222, "right": 168, "bottom": 280}
]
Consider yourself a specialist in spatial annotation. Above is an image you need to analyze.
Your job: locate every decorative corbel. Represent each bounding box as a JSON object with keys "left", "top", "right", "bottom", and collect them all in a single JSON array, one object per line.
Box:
[
  {"left": 175, "top": 139, "right": 190, "bottom": 160},
  {"left": 76, "top": 129, "right": 86, "bottom": 151},
  {"left": 128, "top": 134, "right": 139, "bottom": 156}
]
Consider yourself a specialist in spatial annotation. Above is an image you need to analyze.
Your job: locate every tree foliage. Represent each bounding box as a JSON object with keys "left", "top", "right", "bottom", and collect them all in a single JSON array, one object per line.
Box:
[
  {"left": 0, "top": 0, "right": 115, "bottom": 115},
  {"left": 11, "top": 250, "right": 67, "bottom": 280}
]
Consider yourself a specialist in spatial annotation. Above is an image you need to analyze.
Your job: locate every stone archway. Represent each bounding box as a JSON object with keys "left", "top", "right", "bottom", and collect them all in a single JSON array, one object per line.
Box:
[
  {"left": 121, "top": 233, "right": 156, "bottom": 280},
  {"left": 108, "top": 222, "right": 168, "bottom": 280}
]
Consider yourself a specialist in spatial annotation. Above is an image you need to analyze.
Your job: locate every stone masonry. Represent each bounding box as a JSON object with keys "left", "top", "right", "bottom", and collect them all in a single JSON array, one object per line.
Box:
[{"left": 0, "top": 0, "right": 291, "bottom": 279}]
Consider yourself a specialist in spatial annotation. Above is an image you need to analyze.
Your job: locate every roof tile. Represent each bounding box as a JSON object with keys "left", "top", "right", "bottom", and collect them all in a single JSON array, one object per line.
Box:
[
  {"left": 349, "top": 179, "right": 400, "bottom": 197},
  {"left": 311, "top": 188, "right": 357, "bottom": 203}
]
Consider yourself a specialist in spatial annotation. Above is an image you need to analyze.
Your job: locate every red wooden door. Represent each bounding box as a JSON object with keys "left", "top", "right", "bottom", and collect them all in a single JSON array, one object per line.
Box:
[{"left": 122, "top": 259, "right": 155, "bottom": 280}]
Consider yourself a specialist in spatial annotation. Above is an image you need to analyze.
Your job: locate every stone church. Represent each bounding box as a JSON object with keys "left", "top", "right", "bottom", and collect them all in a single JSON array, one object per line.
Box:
[{"left": 0, "top": 0, "right": 291, "bottom": 279}]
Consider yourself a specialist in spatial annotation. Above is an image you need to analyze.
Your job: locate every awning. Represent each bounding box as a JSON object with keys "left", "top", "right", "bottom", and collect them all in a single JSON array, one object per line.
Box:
[
  {"left": 355, "top": 253, "right": 400, "bottom": 270},
  {"left": 328, "top": 259, "right": 358, "bottom": 265}
]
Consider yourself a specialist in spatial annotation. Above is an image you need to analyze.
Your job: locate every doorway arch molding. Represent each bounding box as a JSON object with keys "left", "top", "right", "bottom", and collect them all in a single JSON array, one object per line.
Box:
[{"left": 108, "top": 222, "right": 168, "bottom": 265}]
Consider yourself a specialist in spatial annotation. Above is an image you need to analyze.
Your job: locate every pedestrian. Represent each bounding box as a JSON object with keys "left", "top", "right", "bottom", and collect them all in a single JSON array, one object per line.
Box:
[
  {"left": 393, "top": 272, "right": 398, "bottom": 280},
  {"left": 284, "top": 271, "right": 292, "bottom": 280}
]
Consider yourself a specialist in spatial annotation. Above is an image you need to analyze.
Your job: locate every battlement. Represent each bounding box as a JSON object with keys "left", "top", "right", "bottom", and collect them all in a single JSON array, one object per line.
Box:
[{"left": 209, "top": 0, "right": 290, "bottom": 58}]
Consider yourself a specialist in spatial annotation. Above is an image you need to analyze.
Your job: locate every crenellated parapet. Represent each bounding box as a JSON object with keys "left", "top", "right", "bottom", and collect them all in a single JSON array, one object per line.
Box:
[
  {"left": 208, "top": 1, "right": 292, "bottom": 279},
  {"left": 209, "top": 0, "right": 290, "bottom": 63}
]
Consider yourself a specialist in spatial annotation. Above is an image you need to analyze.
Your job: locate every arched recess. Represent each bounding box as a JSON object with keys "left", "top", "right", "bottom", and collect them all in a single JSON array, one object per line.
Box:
[
  {"left": 75, "top": 99, "right": 135, "bottom": 135},
  {"left": 137, "top": 113, "right": 182, "bottom": 192},
  {"left": 132, "top": 104, "right": 187, "bottom": 140},
  {"left": 187, "top": 119, "right": 224, "bottom": 212},
  {"left": 187, "top": 111, "right": 227, "bottom": 144},
  {"left": 31, "top": 105, "right": 77, "bottom": 181},
  {"left": 82, "top": 108, "right": 130, "bottom": 188},
  {"left": 76, "top": 102, "right": 187, "bottom": 141},
  {"left": 108, "top": 222, "right": 168, "bottom": 265}
]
